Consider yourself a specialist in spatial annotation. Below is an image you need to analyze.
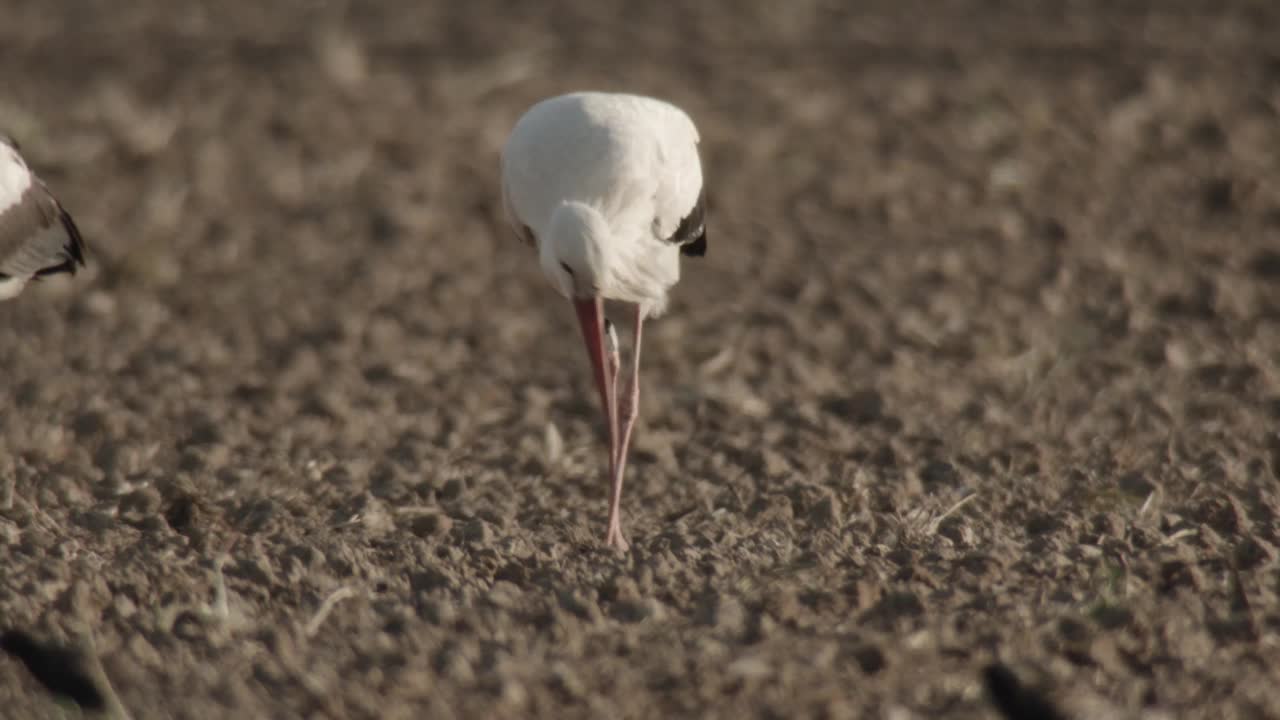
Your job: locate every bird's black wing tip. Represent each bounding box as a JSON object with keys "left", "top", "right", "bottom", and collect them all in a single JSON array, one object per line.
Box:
[
  {"left": 669, "top": 188, "right": 707, "bottom": 257},
  {"left": 59, "top": 206, "right": 87, "bottom": 268},
  {"left": 680, "top": 230, "right": 707, "bottom": 257},
  {"left": 33, "top": 205, "right": 87, "bottom": 280}
]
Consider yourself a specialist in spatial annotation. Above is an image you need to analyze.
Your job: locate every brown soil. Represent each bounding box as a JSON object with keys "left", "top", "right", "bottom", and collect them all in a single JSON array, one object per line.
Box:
[{"left": 3, "top": 1, "right": 1280, "bottom": 718}]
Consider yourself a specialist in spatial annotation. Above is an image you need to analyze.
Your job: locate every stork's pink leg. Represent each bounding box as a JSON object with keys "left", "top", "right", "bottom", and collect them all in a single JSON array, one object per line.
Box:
[
  {"left": 604, "top": 319, "right": 622, "bottom": 530},
  {"left": 604, "top": 318, "right": 621, "bottom": 476},
  {"left": 574, "top": 298, "right": 619, "bottom": 533},
  {"left": 605, "top": 305, "right": 646, "bottom": 550}
]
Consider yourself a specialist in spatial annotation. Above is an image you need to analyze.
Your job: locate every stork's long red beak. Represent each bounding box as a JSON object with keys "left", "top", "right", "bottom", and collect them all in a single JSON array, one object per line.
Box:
[{"left": 574, "top": 297, "right": 616, "bottom": 452}]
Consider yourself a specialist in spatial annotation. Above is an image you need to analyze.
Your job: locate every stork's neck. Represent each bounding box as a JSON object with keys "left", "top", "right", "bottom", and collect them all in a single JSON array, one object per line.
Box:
[{"left": 541, "top": 202, "right": 614, "bottom": 298}]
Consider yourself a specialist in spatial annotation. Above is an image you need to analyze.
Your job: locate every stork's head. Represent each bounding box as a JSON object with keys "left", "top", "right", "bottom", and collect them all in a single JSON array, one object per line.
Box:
[
  {"left": 541, "top": 201, "right": 619, "bottom": 425},
  {"left": 540, "top": 201, "right": 613, "bottom": 300},
  {"left": 0, "top": 133, "right": 31, "bottom": 204}
]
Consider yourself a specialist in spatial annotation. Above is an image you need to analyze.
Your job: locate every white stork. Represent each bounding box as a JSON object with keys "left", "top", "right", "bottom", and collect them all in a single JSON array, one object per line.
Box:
[
  {"left": 0, "top": 134, "right": 86, "bottom": 300},
  {"left": 501, "top": 92, "right": 707, "bottom": 550}
]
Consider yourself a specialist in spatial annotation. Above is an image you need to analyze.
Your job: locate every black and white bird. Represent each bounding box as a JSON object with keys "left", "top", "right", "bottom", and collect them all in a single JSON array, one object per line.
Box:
[
  {"left": 0, "top": 134, "right": 86, "bottom": 300},
  {"left": 501, "top": 92, "right": 707, "bottom": 550}
]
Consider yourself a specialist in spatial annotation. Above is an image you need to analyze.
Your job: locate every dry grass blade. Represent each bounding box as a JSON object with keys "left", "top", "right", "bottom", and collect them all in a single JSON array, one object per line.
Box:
[
  {"left": 305, "top": 587, "right": 358, "bottom": 638},
  {"left": 544, "top": 421, "right": 564, "bottom": 463},
  {"left": 927, "top": 493, "right": 978, "bottom": 535}
]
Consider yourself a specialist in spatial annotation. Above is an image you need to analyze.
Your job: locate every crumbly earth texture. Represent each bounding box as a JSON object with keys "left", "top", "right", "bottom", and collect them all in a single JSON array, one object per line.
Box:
[{"left": 2, "top": 1, "right": 1280, "bottom": 718}]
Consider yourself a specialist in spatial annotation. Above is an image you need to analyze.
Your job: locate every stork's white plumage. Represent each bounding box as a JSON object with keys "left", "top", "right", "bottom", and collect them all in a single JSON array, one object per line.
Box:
[
  {"left": 0, "top": 135, "right": 86, "bottom": 300},
  {"left": 502, "top": 92, "right": 707, "bottom": 550}
]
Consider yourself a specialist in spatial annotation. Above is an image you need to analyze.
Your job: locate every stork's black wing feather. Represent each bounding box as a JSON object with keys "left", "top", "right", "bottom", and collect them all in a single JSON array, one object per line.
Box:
[{"left": 668, "top": 188, "right": 706, "bottom": 257}]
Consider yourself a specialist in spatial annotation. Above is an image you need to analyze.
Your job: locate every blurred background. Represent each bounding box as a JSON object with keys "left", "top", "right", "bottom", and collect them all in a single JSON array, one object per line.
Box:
[
  {"left": 3, "top": 0, "right": 1276, "bottom": 462},
  {"left": 2, "top": 1, "right": 1280, "bottom": 717}
]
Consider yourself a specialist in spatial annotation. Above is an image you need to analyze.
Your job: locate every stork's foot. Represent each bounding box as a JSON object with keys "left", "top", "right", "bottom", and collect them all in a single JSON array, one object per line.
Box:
[{"left": 605, "top": 522, "right": 630, "bottom": 552}]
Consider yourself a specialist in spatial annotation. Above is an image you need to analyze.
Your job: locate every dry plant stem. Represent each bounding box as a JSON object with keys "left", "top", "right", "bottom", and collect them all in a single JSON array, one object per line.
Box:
[
  {"left": 305, "top": 587, "right": 357, "bottom": 638},
  {"left": 212, "top": 558, "right": 230, "bottom": 623},
  {"left": 929, "top": 493, "right": 978, "bottom": 535}
]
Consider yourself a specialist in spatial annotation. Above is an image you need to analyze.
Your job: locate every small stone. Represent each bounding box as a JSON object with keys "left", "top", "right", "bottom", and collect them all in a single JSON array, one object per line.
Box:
[
  {"left": 165, "top": 493, "right": 203, "bottom": 535},
  {"left": 549, "top": 662, "right": 584, "bottom": 699},
  {"left": 128, "top": 633, "right": 162, "bottom": 667},
  {"left": 411, "top": 566, "right": 453, "bottom": 594},
  {"left": 1058, "top": 617, "right": 1091, "bottom": 644},
  {"left": 232, "top": 553, "right": 278, "bottom": 588},
  {"left": 919, "top": 460, "right": 958, "bottom": 487},
  {"left": 1201, "top": 177, "right": 1235, "bottom": 214},
  {"left": 864, "top": 590, "right": 924, "bottom": 623},
  {"left": 1186, "top": 118, "right": 1226, "bottom": 149},
  {"left": 438, "top": 478, "right": 465, "bottom": 502},
  {"left": 120, "top": 488, "right": 162, "bottom": 518},
  {"left": 1118, "top": 472, "right": 1153, "bottom": 498},
  {"left": 113, "top": 594, "right": 138, "bottom": 620},
  {"left": 172, "top": 610, "right": 207, "bottom": 641},
  {"left": 284, "top": 544, "right": 325, "bottom": 572},
  {"left": 458, "top": 518, "right": 493, "bottom": 544},
  {"left": 72, "top": 411, "right": 106, "bottom": 439},
  {"left": 58, "top": 580, "right": 97, "bottom": 618},
  {"left": 1089, "top": 603, "right": 1133, "bottom": 630},
  {"left": 1158, "top": 560, "right": 1202, "bottom": 595},
  {"left": 353, "top": 496, "right": 395, "bottom": 535},
  {"left": 821, "top": 389, "right": 883, "bottom": 425},
  {"left": 557, "top": 589, "right": 601, "bottom": 622},
  {"left": 409, "top": 512, "right": 452, "bottom": 538},
  {"left": 727, "top": 655, "right": 772, "bottom": 679},
  {"left": 1234, "top": 536, "right": 1277, "bottom": 570},
  {"left": 76, "top": 509, "right": 117, "bottom": 536},
  {"left": 698, "top": 592, "right": 748, "bottom": 636},
  {"left": 1089, "top": 512, "right": 1126, "bottom": 538},
  {"left": 1025, "top": 511, "right": 1058, "bottom": 536},
  {"left": 611, "top": 597, "right": 665, "bottom": 624},
  {"left": 809, "top": 492, "right": 842, "bottom": 530},
  {"left": 1249, "top": 249, "right": 1280, "bottom": 280},
  {"left": 486, "top": 581, "right": 522, "bottom": 609},
  {"left": 1194, "top": 496, "right": 1247, "bottom": 536},
  {"left": 850, "top": 644, "right": 886, "bottom": 674}
]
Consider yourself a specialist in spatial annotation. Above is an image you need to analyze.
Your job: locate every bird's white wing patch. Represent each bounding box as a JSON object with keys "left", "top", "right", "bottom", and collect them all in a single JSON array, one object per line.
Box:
[
  {"left": 647, "top": 107, "right": 704, "bottom": 243},
  {"left": 0, "top": 146, "right": 33, "bottom": 214}
]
